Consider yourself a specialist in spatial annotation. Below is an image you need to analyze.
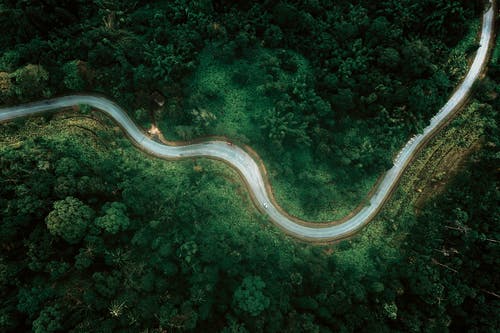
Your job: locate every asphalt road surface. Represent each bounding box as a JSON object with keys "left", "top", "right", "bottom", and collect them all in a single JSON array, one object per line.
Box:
[{"left": 0, "top": 1, "right": 495, "bottom": 241}]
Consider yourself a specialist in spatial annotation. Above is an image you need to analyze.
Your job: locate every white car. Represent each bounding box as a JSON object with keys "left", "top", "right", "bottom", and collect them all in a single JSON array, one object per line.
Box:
[{"left": 263, "top": 202, "right": 269, "bottom": 209}]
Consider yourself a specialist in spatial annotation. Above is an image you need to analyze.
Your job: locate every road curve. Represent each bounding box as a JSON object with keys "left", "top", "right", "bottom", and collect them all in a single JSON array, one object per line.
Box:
[{"left": 0, "top": 2, "right": 495, "bottom": 241}]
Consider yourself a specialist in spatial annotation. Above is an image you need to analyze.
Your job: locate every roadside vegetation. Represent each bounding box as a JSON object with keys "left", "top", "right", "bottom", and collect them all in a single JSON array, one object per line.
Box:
[
  {"left": 0, "top": 0, "right": 484, "bottom": 221},
  {"left": 0, "top": 76, "right": 498, "bottom": 331},
  {"left": 0, "top": 0, "right": 498, "bottom": 332}
]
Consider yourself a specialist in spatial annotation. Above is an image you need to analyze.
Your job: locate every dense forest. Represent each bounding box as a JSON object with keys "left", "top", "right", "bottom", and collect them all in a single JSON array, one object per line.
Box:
[
  {"left": 0, "top": 0, "right": 499, "bottom": 332},
  {"left": 0, "top": 76, "right": 498, "bottom": 332},
  {"left": 0, "top": 0, "right": 486, "bottom": 219}
]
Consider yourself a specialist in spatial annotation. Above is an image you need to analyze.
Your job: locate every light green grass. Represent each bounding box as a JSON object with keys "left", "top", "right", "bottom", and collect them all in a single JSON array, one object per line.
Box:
[
  {"left": 158, "top": 46, "right": 274, "bottom": 142},
  {"left": 445, "top": 18, "right": 481, "bottom": 80}
]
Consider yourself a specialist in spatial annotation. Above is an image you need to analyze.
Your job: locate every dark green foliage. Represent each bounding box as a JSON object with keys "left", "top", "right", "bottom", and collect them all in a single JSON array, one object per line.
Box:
[
  {"left": 394, "top": 107, "right": 499, "bottom": 333},
  {"left": 233, "top": 276, "right": 270, "bottom": 317},
  {"left": 0, "top": 0, "right": 497, "bottom": 332},
  {"left": 62, "top": 61, "right": 86, "bottom": 91},
  {"left": 1, "top": 86, "right": 498, "bottom": 330},
  {"left": 95, "top": 202, "right": 130, "bottom": 234},
  {"left": 46, "top": 196, "right": 95, "bottom": 244},
  {"left": 0, "top": 0, "right": 483, "bottom": 218}
]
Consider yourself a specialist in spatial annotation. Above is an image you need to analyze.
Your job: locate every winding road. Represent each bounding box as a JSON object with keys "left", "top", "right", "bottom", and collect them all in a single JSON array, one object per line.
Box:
[{"left": 0, "top": 1, "right": 496, "bottom": 241}]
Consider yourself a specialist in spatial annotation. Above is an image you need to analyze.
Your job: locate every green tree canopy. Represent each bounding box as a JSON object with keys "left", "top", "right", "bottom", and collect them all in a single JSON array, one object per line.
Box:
[
  {"left": 45, "top": 196, "right": 94, "bottom": 244},
  {"left": 233, "top": 276, "right": 270, "bottom": 317},
  {"left": 94, "top": 202, "right": 130, "bottom": 234}
]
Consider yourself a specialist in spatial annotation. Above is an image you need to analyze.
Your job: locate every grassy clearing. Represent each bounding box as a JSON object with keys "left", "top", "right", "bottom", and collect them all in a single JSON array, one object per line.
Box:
[{"left": 157, "top": 46, "right": 274, "bottom": 142}]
